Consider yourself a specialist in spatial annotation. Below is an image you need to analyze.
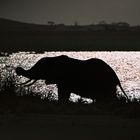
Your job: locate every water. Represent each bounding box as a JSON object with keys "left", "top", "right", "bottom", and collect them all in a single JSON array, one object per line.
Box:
[{"left": 0, "top": 51, "right": 140, "bottom": 101}]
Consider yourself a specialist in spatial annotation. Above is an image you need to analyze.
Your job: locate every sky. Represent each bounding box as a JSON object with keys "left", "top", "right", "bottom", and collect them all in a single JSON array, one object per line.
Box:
[{"left": 0, "top": 0, "right": 140, "bottom": 25}]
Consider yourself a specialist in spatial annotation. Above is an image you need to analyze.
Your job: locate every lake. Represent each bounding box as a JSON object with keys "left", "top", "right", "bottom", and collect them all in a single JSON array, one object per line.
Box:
[{"left": 0, "top": 51, "right": 140, "bottom": 102}]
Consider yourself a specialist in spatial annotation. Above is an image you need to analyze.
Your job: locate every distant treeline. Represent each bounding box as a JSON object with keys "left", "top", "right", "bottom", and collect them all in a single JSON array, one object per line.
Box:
[
  {"left": 0, "top": 18, "right": 140, "bottom": 52},
  {"left": 1, "top": 18, "right": 140, "bottom": 32}
]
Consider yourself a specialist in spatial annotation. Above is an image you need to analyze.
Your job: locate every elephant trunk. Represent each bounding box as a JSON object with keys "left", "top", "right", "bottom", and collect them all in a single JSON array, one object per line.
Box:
[{"left": 16, "top": 67, "right": 26, "bottom": 76}]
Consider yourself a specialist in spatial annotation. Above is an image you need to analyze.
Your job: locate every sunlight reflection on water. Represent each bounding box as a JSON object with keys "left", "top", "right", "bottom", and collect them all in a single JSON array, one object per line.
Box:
[{"left": 0, "top": 51, "right": 140, "bottom": 101}]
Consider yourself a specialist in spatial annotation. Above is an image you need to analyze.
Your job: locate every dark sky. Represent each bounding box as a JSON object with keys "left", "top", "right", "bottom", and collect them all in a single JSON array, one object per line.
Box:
[{"left": 0, "top": 0, "right": 140, "bottom": 25}]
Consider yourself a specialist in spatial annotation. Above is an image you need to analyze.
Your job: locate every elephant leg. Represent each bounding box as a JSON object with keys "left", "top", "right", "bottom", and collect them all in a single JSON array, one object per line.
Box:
[
  {"left": 57, "top": 85, "right": 70, "bottom": 103},
  {"left": 94, "top": 86, "right": 118, "bottom": 102},
  {"left": 102, "top": 86, "right": 118, "bottom": 102},
  {"left": 109, "top": 88, "right": 118, "bottom": 102}
]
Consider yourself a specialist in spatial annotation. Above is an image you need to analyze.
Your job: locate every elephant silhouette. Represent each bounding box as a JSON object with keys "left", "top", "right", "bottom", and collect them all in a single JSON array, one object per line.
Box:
[{"left": 16, "top": 55, "right": 128, "bottom": 102}]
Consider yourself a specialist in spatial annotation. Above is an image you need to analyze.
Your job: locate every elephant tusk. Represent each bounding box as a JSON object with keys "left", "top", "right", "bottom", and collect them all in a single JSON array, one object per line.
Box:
[
  {"left": 17, "top": 79, "right": 32, "bottom": 85},
  {"left": 24, "top": 80, "right": 37, "bottom": 86}
]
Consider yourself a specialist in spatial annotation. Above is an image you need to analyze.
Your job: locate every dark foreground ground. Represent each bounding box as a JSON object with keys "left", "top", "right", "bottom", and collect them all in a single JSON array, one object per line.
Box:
[
  {"left": 0, "top": 113, "right": 140, "bottom": 140},
  {"left": 0, "top": 93, "right": 140, "bottom": 140}
]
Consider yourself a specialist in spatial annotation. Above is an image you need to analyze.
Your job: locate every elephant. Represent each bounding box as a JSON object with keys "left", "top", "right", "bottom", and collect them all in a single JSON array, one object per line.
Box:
[{"left": 16, "top": 55, "right": 128, "bottom": 102}]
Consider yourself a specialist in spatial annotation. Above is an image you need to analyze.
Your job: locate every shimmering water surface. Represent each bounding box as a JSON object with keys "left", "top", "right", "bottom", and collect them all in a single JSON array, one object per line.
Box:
[{"left": 0, "top": 51, "right": 140, "bottom": 101}]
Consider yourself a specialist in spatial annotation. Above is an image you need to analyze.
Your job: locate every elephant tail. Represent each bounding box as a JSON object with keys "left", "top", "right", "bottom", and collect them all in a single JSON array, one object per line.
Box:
[{"left": 118, "top": 82, "right": 129, "bottom": 102}]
